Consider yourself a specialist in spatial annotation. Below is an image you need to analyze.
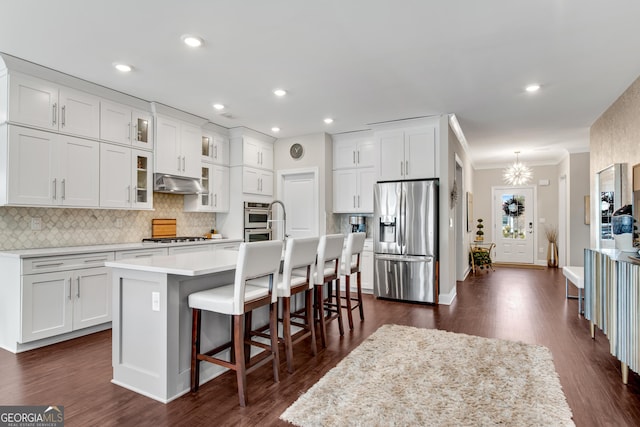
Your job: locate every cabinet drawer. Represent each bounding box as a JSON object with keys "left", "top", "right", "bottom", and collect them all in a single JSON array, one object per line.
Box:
[
  {"left": 23, "top": 252, "right": 115, "bottom": 275},
  {"left": 168, "top": 245, "right": 214, "bottom": 255},
  {"left": 115, "top": 248, "right": 168, "bottom": 260}
]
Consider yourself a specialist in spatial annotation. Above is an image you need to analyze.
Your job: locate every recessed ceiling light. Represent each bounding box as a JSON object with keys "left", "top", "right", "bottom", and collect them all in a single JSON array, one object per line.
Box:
[
  {"left": 271, "top": 127, "right": 280, "bottom": 132},
  {"left": 324, "top": 118, "right": 334, "bottom": 124},
  {"left": 213, "top": 103, "right": 225, "bottom": 110},
  {"left": 525, "top": 84, "right": 541, "bottom": 93},
  {"left": 182, "top": 35, "right": 204, "bottom": 47},
  {"left": 114, "top": 63, "right": 132, "bottom": 72},
  {"left": 273, "top": 89, "right": 287, "bottom": 97}
]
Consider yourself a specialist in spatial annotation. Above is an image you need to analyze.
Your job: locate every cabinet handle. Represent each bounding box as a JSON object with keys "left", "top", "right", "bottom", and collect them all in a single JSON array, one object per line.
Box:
[
  {"left": 177, "top": 156, "right": 181, "bottom": 171},
  {"left": 84, "top": 257, "right": 108, "bottom": 263},
  {"left": 358, "top": 195, "right": 360, "bottom": 207},
  {"left": 61, "top": 105, "right": 66, "bottom": 127},
  {"left": 182, "top": 156, "right": 186, "bottom": 172},
  {"left": 127, "top": 185, "right": 131, "bottom": 203},
  {"left": 35, "top": 262, "right": 64, "bottom": 268},
  {"left": 214, "top": 145, "right": 218, "bottom": 160},
  {"left": 68, "top": 278, "right": 72, "bottom": 300},
  {"left": 128, "top": 122, "right": 131, "bottom": 140},
  {"left": 76, "top": 277, "right": 80, "bottom": 298},
  {"left": 357, "top": 150, "right": 360, "bottom": 164},
  {"left": 61, "top": 179, "right": 66, "bottom": 200},
  {"left": 353, "top": 195, "right": 356, "bottom": 208},
  {"left": 405, "top": 160, "right": 409, "bottom": 176},
  {"left": 400, "top": 161, "right": 404, "bottom": 176},
  {"left": 52, "top": 103, "right": 57, "bottom": 125},
  {"left": 52, "top": 178, "right": 57, "bottom": 200},
  {"left": 353, "top": 151, "right": 356, "bottom": 165},
  {"left": 214, "top": 193, "right": 217, "bottom": 207},
  {"left": 257, "top": 152, "right": 260, "bottom": 165}
]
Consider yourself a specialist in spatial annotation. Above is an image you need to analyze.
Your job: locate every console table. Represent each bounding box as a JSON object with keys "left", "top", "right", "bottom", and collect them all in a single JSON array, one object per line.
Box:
[{"left": 584, "top": 248, "right": 640, "bottom": 384}]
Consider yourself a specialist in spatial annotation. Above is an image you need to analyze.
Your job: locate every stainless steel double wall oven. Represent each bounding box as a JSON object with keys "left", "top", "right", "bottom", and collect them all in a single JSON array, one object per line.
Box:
[{"left": 243, "top": 202, "right": 273, "bottom": 242}]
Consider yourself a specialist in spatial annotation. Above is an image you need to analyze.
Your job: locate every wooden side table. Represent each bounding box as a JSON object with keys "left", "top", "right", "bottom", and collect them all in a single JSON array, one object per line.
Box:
[{"left": 470, "top": 242, "right": 495, "bottom": 274}]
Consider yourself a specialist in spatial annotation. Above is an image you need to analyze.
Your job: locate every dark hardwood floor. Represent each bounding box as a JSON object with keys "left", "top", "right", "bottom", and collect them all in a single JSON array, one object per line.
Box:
[{"left": 2, "top": 266, "right": 640, "bottom": 426}]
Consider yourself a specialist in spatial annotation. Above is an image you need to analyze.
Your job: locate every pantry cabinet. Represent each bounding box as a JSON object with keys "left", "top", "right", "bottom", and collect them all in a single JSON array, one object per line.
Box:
[
  {"left": 378, "top": 126, "right": 436, "bottom": 181},
  {"left": 8, "top": 73, "right": 100, "bottom": 139},
  {"left": 100, "top": 100, "right": 153, "bottom": 150},
  {"left": 155, "top": 115, "right": 201, "bottom": 178},
  {"left": 6, "top": 125, "right": 99, "bottom": 207},
  {"left": 100, "top": 143, "right": 153, "bottom": 209}
]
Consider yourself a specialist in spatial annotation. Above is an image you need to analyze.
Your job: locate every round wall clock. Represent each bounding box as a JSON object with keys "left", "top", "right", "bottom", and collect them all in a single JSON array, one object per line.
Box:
[{"left": 290, "top": 143, "right": 304, "bottom": 159}]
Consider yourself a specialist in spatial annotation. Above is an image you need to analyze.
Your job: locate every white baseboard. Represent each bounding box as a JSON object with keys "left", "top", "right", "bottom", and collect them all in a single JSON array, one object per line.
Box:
[{"left": 439, "top": 286, "right": 457, "bottom": 305}]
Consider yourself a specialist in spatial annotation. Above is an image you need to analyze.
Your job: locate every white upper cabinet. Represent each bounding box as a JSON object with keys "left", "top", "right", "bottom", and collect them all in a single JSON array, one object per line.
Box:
[
  {"left": 8, "top": 73, "right": 99, "bottom": 139},
  {"left": 333, "top": 135, "right": 377, "bottom": 169},
  {"left": 155, "top": 115, "right": 200, "bottom": 178},
  {"left": 333, "top": 168, "right": 376, "bottom": 213},
  {"left": 378, "top": 125, "right": 436, "bottom": 181},
  {"left": 243, "top": 136, "right": 273, "bottom": 170},
  {"left": 201, "top": 132, "right": 229, "bottom": 165},
  {"left": 6, "top": 126, "right": 99, "bottom": 207},
  {"left": 100, "top": 100, "right": 153, "bottom": 150},
  {"left": 184, "top": 163, "right": 229, "bottom": 212},
  {"left": 242, "top": 167, "right": 273, "bottom": 196},
  {"left": 100, "top": 143, "right": 153, "bottom": 209}
]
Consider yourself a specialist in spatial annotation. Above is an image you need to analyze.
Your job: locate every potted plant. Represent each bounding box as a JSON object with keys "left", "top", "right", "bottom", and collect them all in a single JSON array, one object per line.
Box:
[
  {"left": 475, "top": 218, "right": 484, "bottom": 242},
  {"left": 545, "top": 225, "right": 558, "bottom": 268}
]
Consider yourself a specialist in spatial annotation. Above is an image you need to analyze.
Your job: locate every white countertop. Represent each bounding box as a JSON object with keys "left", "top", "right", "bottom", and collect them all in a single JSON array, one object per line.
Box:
[
  {"left": 106, "top": 249, "right": 239, "bottom": 276},
  {"left": 0, "top": 238, "right": 242, "bottom": 259}
]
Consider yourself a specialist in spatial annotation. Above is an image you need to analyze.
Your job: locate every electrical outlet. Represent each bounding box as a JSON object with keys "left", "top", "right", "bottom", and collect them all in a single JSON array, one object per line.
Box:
[
  {"left": 30, "top": 217, "right": 42, "bottom": 231},
  {"left": 152, "top": 292, "right": 160, "bottom": 311}
]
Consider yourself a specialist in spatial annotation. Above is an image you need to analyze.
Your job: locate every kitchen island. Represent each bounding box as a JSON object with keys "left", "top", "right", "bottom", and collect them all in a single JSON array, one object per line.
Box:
[{"left": 106, "top": 248, "right": 265, "bottom": 403}]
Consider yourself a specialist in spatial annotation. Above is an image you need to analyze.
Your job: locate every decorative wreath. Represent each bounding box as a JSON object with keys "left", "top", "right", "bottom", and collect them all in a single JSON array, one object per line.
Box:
[{"left": 502, "top": 197, "right": 525, "bottom": 217}]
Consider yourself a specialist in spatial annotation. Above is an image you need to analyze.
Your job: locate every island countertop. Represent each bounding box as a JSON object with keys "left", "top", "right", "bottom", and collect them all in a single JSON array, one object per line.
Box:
[{"left": 105, "top": 249, "right": 238, "bottom": 276}]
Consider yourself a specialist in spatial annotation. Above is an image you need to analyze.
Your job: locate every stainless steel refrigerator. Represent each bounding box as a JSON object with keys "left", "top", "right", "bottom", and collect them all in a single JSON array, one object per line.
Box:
[{"left": 373, "top": 179, "right": 438, "bottom": 303}]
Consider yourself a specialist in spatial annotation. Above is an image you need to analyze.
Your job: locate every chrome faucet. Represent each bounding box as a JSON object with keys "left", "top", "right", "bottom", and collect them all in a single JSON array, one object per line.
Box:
[{"left": 268, "top": 199, "right": 288, "bottom": 241}]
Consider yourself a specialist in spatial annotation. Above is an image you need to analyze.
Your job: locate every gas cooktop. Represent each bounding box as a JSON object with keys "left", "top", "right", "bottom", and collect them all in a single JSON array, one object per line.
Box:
[{"left": 142, "top": 236, "right": 207, "bottom": 243}]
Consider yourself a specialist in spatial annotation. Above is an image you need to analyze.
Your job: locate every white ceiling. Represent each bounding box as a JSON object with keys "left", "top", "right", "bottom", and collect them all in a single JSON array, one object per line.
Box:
[{"left": 2, "top": 1, "right": 640, "bottom": 169}]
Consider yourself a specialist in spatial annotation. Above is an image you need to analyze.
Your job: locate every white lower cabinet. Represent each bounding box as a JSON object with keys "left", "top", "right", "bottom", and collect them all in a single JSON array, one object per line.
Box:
[
  {"left": 21, "top": 254, "right": 113, "bottom": 344},
  {"left": 99, "top": 143, "right": 153, "bottom": 209}
]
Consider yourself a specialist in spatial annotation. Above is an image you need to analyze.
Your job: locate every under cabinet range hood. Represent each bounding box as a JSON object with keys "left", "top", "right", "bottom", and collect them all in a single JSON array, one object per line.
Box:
[{"left": 153, "top": 173, "right": 204, "bottom": 194}]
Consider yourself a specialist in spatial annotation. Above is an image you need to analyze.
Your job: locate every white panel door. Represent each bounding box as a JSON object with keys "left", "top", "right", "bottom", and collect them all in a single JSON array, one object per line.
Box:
[
  {"left": 58, "top": 136, "right": 100, "bottom": 207},
  {"left": 100, "top": 100, "right": 131, "bottom": 145},
  {"left": 100, "top": 143, "right": 132, "bottom": 208},
  {"left": 492, "top": 186, "right": 535, "bottom": 264},
  {"left": 8, "top": 74, "right": 58, "bottom": 131},
  {"left": 405, "top": 127, "right": 436, "bottom": 179},
  {"left": 378, "top": 131, "right": 405, "bottom": 181},
  {"left": 73, "top": 267, "right": 112, "bottom": 330},
  {"left": 58, "top": 87, "right": 100, "bottom": 138},
  {"left": 21, "top": 271, "right": 73, "bottom": 342},
  {"left": 333, "top": 169, "right": 357, "bottom": 212},
  {"left": 155, "top": 116, "right": 181, "bottom": 175},
  {"left": 8, "top": 126, "right": 57, "bottom": 205},
  {"left": 282, "top": 171, "right": 318, "bottom": 238}
]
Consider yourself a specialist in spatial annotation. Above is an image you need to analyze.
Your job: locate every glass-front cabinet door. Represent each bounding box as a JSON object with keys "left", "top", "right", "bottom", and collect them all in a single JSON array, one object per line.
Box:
[
  {"left": 133, "top": 150, "right": 153, "bottom": 209},
  {"left": 131, "top": 110, "right": 153, "bottom": 150},
  {"left": 200, "top": 165, "right": 211, "bottom": 208}
]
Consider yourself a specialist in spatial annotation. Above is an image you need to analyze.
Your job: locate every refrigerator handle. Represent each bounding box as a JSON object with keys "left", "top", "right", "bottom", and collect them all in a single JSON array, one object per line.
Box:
[{"left": 399, "top": 186, "right": 405, "bottom": 251}]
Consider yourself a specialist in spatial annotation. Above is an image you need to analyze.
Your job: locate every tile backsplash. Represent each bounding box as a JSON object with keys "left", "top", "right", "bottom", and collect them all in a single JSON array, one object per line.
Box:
[{"left": 0, "top": 193, "right": 215, "bottom": 251}]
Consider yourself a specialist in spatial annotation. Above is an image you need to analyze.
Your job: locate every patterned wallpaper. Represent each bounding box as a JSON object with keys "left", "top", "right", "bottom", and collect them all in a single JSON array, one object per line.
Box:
[{"left": 0, "top": 193, "right": 216, "bottom": 250}]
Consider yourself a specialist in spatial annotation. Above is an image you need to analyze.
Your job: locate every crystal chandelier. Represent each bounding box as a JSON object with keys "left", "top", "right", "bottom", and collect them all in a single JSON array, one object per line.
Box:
[{"left": 503, "top": 151, "right": 532, "bottom": 185}]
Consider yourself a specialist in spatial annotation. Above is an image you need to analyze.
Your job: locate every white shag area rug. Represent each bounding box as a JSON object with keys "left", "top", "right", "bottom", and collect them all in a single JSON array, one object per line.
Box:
[{"left": 280, "top": 324, "right": 574, "bottom": 426}]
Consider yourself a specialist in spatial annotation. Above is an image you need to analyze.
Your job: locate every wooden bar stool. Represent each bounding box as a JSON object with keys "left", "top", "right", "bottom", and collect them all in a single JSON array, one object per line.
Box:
[
  {"left": 340, "top": 232, "right": 366, "bottom": 330},
  {"left": 250, "top": 236, "right": 319, "bottom": 373},
  {"left": 188, "top": 240, "right": 283, "bottom": 407},
  {"left": 310, "top": 234, "right": 345, "bottom": 348}
]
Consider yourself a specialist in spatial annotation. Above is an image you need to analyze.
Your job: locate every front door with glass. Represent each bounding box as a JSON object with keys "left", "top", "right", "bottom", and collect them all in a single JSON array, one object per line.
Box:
[{"left": 492, "top": 186, "right": 535, "bottom": 264}]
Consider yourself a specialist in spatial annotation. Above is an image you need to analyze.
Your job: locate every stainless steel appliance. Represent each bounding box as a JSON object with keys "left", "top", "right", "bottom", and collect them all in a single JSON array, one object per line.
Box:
[
  {"left": 244, "top": 202, "right": 270, "bottom": 228},
  {"left": 373, "top": 179, "right": 438, "bottom": 303},
  {"left": 244, "top": 202, "right": 273, "bottom": 242},
  {"left": 349, "top": 215, "right": 366, "bottom": 233},
  {"left": 244, "top": 228, "right": 273, "bottom": 242}
]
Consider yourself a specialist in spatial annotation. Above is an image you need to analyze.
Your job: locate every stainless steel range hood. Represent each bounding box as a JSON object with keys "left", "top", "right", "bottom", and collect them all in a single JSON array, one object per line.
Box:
[{"left": 153, "top": 173, "right": 204, "bottom": 194}]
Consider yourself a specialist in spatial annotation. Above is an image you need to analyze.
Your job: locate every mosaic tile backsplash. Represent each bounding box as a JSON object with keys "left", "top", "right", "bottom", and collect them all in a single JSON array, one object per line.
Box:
[{"left": 0, "top": 193, "right": 216, "bottom": 251}]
